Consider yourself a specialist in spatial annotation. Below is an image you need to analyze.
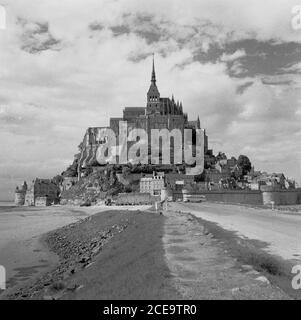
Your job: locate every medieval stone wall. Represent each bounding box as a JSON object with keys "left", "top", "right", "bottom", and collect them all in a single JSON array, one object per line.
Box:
[
  {"left": 261, "top": 187, "right": 301, "bottom": 205},
  {"left": 173, "top": 188, "right": 301, "bottom": 206},
  {"left": 35, "top": 196, "right": 52, "bottom": 207},
  {"left": 115, "top": 192, "right": 155, "bottom": 205}
]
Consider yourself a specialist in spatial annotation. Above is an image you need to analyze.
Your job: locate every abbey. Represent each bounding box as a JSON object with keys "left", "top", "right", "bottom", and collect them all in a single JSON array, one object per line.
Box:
[{"left": 77, "top": 55, "right": 208, "bottom": 174}]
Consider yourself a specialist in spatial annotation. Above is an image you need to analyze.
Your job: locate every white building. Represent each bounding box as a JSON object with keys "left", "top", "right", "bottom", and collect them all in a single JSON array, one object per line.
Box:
[{"left": 140, "top": 172, "right": 165, "bottom": 196}]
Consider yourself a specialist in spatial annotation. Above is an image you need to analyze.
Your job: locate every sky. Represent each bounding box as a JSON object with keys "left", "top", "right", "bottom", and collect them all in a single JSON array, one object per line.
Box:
[{"left": 0, "top": 0, "right": 301, "bottom": 200}]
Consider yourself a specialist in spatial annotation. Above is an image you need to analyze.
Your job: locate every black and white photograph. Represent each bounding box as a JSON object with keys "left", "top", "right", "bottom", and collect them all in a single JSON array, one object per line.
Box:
[{"left": 0, "top": 0, "right": 301, "bottom": 308}]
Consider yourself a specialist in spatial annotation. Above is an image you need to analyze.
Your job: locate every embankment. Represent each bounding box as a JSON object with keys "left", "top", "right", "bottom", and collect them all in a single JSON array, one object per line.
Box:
[{"left": 5, "top": 209, "right": 180, "bottom": 300}]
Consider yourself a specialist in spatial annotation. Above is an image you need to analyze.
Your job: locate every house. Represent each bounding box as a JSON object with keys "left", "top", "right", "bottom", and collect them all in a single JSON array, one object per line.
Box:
[{"left": 140, "top": 172, "right": 165, "bottom": 196}]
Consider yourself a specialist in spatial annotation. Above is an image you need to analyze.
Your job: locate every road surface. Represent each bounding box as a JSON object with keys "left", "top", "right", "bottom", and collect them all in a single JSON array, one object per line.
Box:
[{"left": 171, "top": 202, "right": 301, "bottom": 262}]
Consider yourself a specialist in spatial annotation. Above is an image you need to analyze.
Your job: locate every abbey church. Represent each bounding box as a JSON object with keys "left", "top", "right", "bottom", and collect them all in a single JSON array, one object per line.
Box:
[{"left": 77, "top": 56, "right": 208, "bottom": 173}]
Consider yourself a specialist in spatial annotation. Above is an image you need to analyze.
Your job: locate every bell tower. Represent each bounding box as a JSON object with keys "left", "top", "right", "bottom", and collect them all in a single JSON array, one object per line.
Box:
[{"left": 146, "top": 54, "right": 160, "bottom": 114}]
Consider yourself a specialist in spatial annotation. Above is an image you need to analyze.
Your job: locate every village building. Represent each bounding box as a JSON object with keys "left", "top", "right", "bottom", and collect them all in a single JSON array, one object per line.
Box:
[
  {"left": 140, "top": 172, "right": 165, "bottom": 196},
  {"left": 165, "top": 173, "right": 195, "bottom": 190}
]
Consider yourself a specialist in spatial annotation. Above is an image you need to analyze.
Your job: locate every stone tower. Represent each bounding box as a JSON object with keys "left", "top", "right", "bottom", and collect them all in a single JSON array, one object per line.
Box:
[
  {"left": 14, "top": 181, "right": 27, "bottom": 206},
  {"left": 146, "top": 54, "right": 160, "bottom": 115}
]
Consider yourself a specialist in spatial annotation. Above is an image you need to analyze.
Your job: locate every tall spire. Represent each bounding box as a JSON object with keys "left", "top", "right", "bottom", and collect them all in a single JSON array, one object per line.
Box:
[
  {"left": 147, "top": 53, "right": 160, "bottom": 113},
  {"left": 151, "top": 53, "right": 156, "bottom": 84}
]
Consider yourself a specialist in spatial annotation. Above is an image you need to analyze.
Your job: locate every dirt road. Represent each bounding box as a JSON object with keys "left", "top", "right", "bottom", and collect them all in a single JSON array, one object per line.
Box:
[
  {"left": 163, "top": 209, "right": 289, "bottom": 299},
  {"left": 171, "top": 202, "right": 301, "bottom": 263}
]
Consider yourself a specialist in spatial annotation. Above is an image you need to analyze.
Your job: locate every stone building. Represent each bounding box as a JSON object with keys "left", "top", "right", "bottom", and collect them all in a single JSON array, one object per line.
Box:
[
  {"left": 15, "top": 178, "right": 60, "bottom": 206},
  {"left": 14, "top": 181, "right": 27, "bottom": 206},
  {"left": 35, "top": 196, "right": 53, "bottom": 207},
  {"left": 140, "top": 172, "right": 165, "bottom": 196},
  {"left": 165, "top": 173, "right": 195, "bottom": 190},
  {"left": 77, "top": 55, "right": 208, "bottom": 174}
]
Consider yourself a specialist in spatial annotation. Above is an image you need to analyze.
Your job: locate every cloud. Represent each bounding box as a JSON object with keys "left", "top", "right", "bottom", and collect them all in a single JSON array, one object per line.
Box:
[
  {"left": 17, "top": 18, "right": 61, "bottom": 53},
  {"left": 236, "top": 81, "right": 254, "bottom": 94},
  {"left": 220, "top": 49, "right": 246, "bottom": 62},
  {"left": 0, "top": 0, "right": 301, "bottom": 200},
  {"left": 282, "top": 62, "right": 301, "bottom": 73}
]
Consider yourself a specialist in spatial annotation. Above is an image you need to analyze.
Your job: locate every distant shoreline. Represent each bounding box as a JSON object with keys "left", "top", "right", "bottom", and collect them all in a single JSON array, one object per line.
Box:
[
  {"left": 0, "top": 201, "right": 15, "bottom": 207},
  {"left": 0, "top": 205, "right": 99, "bottom": 297}
]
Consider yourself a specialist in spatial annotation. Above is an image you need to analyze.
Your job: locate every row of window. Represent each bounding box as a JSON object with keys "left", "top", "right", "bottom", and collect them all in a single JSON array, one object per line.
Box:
[{"left": 149, "top": 97, "right": 159, "bottom": 101}]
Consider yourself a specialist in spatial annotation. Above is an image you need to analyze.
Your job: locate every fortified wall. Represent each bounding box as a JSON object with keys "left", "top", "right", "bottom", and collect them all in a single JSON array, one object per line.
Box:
[
  {"left": 260, "top": 186, "right": 301, "bottom": 205},
  {"left": 174, "top": 188, "right": 301, "bottom": 206},
  {"left": 114, "top": 192, "right": 158, "bottom": 205}
]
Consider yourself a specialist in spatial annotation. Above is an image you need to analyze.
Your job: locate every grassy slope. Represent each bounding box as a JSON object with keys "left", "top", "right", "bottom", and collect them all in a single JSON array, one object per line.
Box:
[
  {"left": 6, "top": 210, "right": 181, "bottom": 300},
  {"left": 63, "top": 210, "right": 181, "bottom": 300}
]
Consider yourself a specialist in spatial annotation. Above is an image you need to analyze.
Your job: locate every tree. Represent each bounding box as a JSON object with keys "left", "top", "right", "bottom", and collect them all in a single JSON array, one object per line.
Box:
[
  {"left": 122, "top": 166, "right": 131, "bottom": 178},
  {"left": 52, "top": 175, "right": 63, "bottom": 185},
  {"left": 237, "top": 155, "right": 252, "bottom": 176},
  {"left": 216, "top": 152, "right": 227, "bottom": 162}
]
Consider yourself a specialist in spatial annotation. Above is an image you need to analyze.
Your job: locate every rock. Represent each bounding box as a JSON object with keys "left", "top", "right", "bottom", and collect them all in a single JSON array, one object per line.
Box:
[
  {"left": 76, "top": 285, "right": 84, "bottom": 291},
  {"left": 92, "top": 246, "right": 102, "bottom": 255},
  {"left": 43, "top": 282, "right": 51, "bottom": 287},
  {"left": 43, "top": 295, "right": 55, "bottom": 300},
  {"left": 246, "top": 270, "right": 260, "bottom": 276},
  {"left": 66, "top": 284, "right": 78, "bottom": 291},
  {"left": 79, "top": 256, "right": 90, "bottom": 264},
  {"left": 255, "top": 276, "right": 270, "bottom": 284},
  {"left": 231, "top": 287, "right": 241, "bottom": 294},
  {"left": 241, "top": 264, "right": 254, "bottom": 272},
  {"left": 84, "top": 262, "right": 95, "bottom": 268}
]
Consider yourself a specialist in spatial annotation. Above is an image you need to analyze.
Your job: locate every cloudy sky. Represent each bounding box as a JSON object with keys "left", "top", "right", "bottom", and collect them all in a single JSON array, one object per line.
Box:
[{"left": 0, "top": 0, "right": 301, "bottom": 200}]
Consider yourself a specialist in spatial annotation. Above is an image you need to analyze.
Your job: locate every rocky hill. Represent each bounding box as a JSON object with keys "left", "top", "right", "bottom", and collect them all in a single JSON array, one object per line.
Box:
[{"left": 60, "top": 167, "right": 140, "bottom": 205}]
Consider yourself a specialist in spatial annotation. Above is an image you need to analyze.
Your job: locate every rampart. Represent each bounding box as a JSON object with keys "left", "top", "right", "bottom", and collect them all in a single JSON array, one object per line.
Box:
[{"left": 173, "top": 188, "right": 301, "bottom": 206}]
